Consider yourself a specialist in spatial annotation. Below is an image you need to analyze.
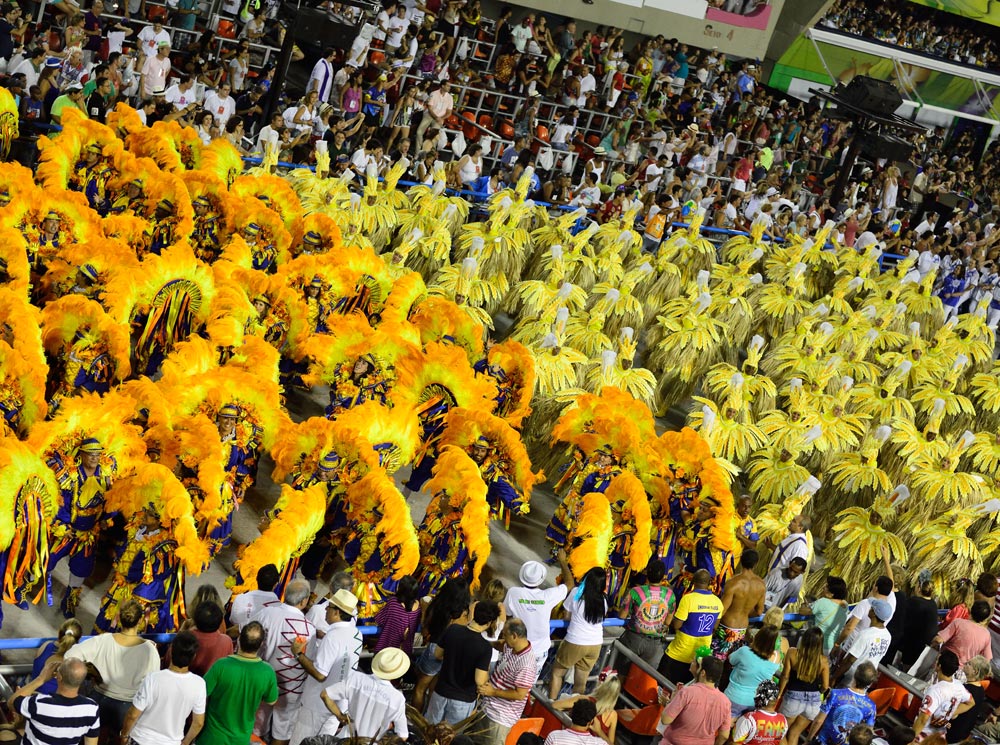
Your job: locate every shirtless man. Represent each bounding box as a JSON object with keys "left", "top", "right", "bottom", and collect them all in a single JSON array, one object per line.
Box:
[{"left": 711, "top": 548, "right": 765, "bottom": 661}]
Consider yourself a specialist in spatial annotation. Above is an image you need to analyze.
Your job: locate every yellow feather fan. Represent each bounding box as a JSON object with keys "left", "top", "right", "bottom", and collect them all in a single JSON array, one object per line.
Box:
[
  {"left": 270, "top": 415, "right": 380, "bottom": 484},
  {"left": 232, "top": 483, "right": 328, "bottom": 593},
  {"left": 40, "top": 295, "right": 132, "bottom": 381},
  {"left": 604, "top": 471, "right": 653, "bottom": 571},
  {"left": 437, "top": 407, "right": 544, "bottom": 502},
  {"left": 232, "top": 173, "right": 304, "bottom": 245},
  {"left": 28, "top": 390, "right": 146, "bottom": 473},
  {"left": 380, "top": 270, "right": 428, "bottom": 329},
  {"left": 346, "top": 470, "right": 420, "bottom": 580},
  {"left": 569, "top": 492, "right": 614, "bottom": 578},
  {"left": 334, "top": 402, "right": 421, "bottom": 474},
  {"left": 0, "top": 340, "right": 47, "bottom": 435},
  {"left": 408, "top": 295, "right": 486, "bottom": 361},
  {"left": 201, "top": 138, "right": 244, "bottom": 187},
  {"left": 0, "top": 436, "right": 60, "bottom": 605},
  {"left": 423, "top": 445, "right": 491, "bottom": 589},
  {"left": 0, "top": 225, "right": 31, "bottom": 297},
  {"left": 483, "top": 340, "right": 536, "bottom": 428},
  {"left": 157, "top": 362, "right": 289, "bottom": 452},
  {"left": 394, "top": 341, "right": 497, "bottom": 415},
  {"left": 103, "top": 462, "right": 210, "bottom": 573},
  {"left": 0, "top": 287, "right": 45, "bottom": 373}
]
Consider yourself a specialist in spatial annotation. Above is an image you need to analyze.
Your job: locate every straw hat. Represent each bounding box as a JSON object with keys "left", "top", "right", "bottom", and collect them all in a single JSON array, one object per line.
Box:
[{"left": 372, "top": 648, "right": 411, "bottom": 680}]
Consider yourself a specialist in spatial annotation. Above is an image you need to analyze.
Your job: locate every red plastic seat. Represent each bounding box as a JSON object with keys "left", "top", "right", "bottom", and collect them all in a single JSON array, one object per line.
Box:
[
  {"left": 524, "top": 697, "right": 563, "bottom": 739},
  {"left": 477, "top": 113, "right": 493, "bottom": 129},
  {"left": 619, "top": 704, "right": 665, "bottom": 736},
  {"left": 216, "top": 19, "right": 237, "bottom": 39},
  {"left": 147, "top": 4, "right": 167, "bottom": 21},
  {"left": 499, "top": 121, "right": 515, "bottom": 138},
  {"left": 369, "top": 50, "right": 386, "bottom": 65},
  {"left": 535, "top": 124, "right": 550, "bottom": 143},
  {"left": 445, "top": 114, "right": 462, "bottom": 130},
  {"left": 586, "top": 134, "right": 600, "bottom": 146},
  {"left": 505, "top": 718, "right": 544, "bottom": 745},
  {"left": 867, "top": 687, "right": 894, "bottom": 718},
  {"left": 623, "top": 663, "right": 660, "bottom": 706}
]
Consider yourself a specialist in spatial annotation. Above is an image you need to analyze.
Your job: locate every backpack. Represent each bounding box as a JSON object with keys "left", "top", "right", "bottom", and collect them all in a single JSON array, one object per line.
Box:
[{"left": 630, "top": 585, "right": 673, "bottom": 637}]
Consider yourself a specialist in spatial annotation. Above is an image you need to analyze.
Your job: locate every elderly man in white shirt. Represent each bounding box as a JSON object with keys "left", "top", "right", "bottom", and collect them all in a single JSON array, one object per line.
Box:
[
  {"left": 251, "top": 580, "right": 316, "bottom": 745},
  {"left": 289, "top": 590, "right": 363, "bottom": 745},
  {"left": 319, "top": 648, "right": 410, "bottom": 740}
]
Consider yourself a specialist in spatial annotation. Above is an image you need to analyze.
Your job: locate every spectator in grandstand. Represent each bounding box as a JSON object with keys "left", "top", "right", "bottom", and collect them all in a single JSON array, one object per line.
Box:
[
  {"left": 317, "top": 647, "right": 410, "bottom": 740},
  {"left": 479, "top": 618, "right": 538, "bottom": 745},
  {"left": 66, "top": 598, "right": 160, "bottom": 735},
  {"left": 121, "top": 631, "right": 207, "bottom": 745},
  {"left": 544, "top": 699, "right": 605, "bottom": 745},
  {"left": 659, "top": 655, "right": 731, "bottom": 745},
  {"left": 807, "top": 663, "right": 877, "bottom": 745},
  {"left": 549, "top": 550, "right": 608, "bottom": 698},
  {"left": 198, "top": 621, "right": 279, "bottom": 745},
  {"left": 10, "top": 657, "right": 100, "bottom": 745}
]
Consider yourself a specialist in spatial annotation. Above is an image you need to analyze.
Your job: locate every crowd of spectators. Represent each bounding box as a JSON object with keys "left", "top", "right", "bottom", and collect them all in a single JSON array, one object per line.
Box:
[
  {"left": 0, "top": 0, "right": 1000, "bottom": 322},
  {"left": 818, "top": 0, "right": 1000, "bottom": 70},
  {"left": 9, "top": 516, "right": 1000, "bottom": 745}
]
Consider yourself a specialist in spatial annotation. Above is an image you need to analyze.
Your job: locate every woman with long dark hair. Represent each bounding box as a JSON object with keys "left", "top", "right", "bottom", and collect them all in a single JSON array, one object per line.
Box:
[
  {"left": 413, "top": 578, "right": 471, "bottom": 712},
  {"left": 779, "top": 627, "right": 829, "bottom": 745},
  {"left": 374, "top": 575, "right": 423, "bottom": 656},
  {"left": 549, "top": 549, "right": 609, "bottom": 698}
]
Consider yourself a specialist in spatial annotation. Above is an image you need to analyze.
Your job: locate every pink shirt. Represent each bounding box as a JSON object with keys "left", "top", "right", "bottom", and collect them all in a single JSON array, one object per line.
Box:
[
  {"left": 938, "top": 618, "right": 992, "bottom": 666},
  {"left": 661, "top": 683, "right": 731, "bottom": 745}
]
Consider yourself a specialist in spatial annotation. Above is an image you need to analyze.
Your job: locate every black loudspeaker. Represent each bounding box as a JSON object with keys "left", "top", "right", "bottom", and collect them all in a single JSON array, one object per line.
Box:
[
  {"left": 841, "top": 76, "right": 903, "bottom": 116},
  {"left": 290, "top": 7, "right": 357, "bottom": 54},
  {"left": 858, "top": 131, "right": 914, "bottom": 163}
]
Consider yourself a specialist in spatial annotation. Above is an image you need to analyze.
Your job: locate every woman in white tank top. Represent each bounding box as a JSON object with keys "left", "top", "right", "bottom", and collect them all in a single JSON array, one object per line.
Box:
[{"left": 455, "top": 143, "right": 484, "bottom": 187}]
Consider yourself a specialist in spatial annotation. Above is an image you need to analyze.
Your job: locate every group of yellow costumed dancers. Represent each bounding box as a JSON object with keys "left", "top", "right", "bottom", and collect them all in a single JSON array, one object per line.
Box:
[{"left": 0, "top": 82, "right": 997, "bottom": 637}]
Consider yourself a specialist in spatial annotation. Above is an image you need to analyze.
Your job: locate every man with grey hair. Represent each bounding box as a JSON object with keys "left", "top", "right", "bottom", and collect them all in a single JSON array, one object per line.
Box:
[
  {"left": 306, "top": 571, "right": 357, "bottom": 637},
  {"left": 9, "top": 657, "right": 100, "bottom": 745},
  {"left": 479, "top": 618, "right": 538, "bottom": 745},
  {"left": 252, "top": 579, "right": 317, "bottom": 745}
]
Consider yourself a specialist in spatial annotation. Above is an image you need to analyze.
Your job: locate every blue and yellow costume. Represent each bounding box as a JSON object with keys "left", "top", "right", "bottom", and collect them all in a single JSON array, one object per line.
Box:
[
  {"left": 343, "top": 470, "right": 419, "bottom": 620},
  {"left": 109, "top": 178, "right": 145, "bottom": 217},
  {"left": 148, "top": 199, "right": 177, "bottom": 256},
  {"left": 290, "top": 451, "right": 355, "bottom": 583},
  {"left": 74, "top": 145, "right": 112, "bottom": 215},
  {"left": 95, "top": 511, "right": 181, "bottom": 632},
  {"left": 546, "top": 449, "right": 621, "bottom": 550},
  {"left": 415, "top": 445, "right": 491, "bottom": 596},
  {"left": 191, "top": 196, "right": 221, "bottom": 262},
  {"left": 304, "top": 276, "right": 329, "bottom": 334},
  {"left": 245, "top": 223, "right": 277, "bottom": 272},
  {"left": 45, "top": 438, "right": 115, "bottom": 617},
  {"left": 325, "top": 355, "right": 392, "bottom": 418}
]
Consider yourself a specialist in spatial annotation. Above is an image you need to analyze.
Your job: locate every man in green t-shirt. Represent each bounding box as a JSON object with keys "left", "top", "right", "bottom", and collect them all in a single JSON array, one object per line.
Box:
[
  {"left": 50, "top": 82, "right": 87, "bottom": 125},
  {"left": 198, "top": 621, "right": 279, "bottom": 745}
]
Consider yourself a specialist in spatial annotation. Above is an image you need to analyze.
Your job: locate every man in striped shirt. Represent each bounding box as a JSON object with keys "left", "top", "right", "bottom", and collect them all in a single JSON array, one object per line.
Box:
[
  {"left": 9, "top": 657, "right": 100, "bottom": 745},
  {"left": 479, "top": 619, "right": 537, "bottom": 745},
  {"left": 543, "top": 699, "right": 604, "bottom": 745}
]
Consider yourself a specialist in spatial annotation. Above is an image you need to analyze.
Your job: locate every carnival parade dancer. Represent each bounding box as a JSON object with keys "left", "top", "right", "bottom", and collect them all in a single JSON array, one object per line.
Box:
[{"left": 2, "top": 97, "right": 1000, "bottom": 674}]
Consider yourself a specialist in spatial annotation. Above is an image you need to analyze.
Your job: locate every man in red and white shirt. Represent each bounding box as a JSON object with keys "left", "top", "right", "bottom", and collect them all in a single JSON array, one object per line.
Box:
[
  {"left": 543, "top": 699, "right": 605, "bottom": 745},
  {"left": 913, "top": 650, "right": 973, "bottom": 739},
  {"left": 479, "top": 619, "right": 537, "bottom": 745},
  {"left": 251, "top": 579, "right": 316, "bottom": 745},
  {"left": 203, "top": 82, "right": 236, "bottom": 130},
  {"left": 140, "top": 41, "right": 171, "bottom": 98}
]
